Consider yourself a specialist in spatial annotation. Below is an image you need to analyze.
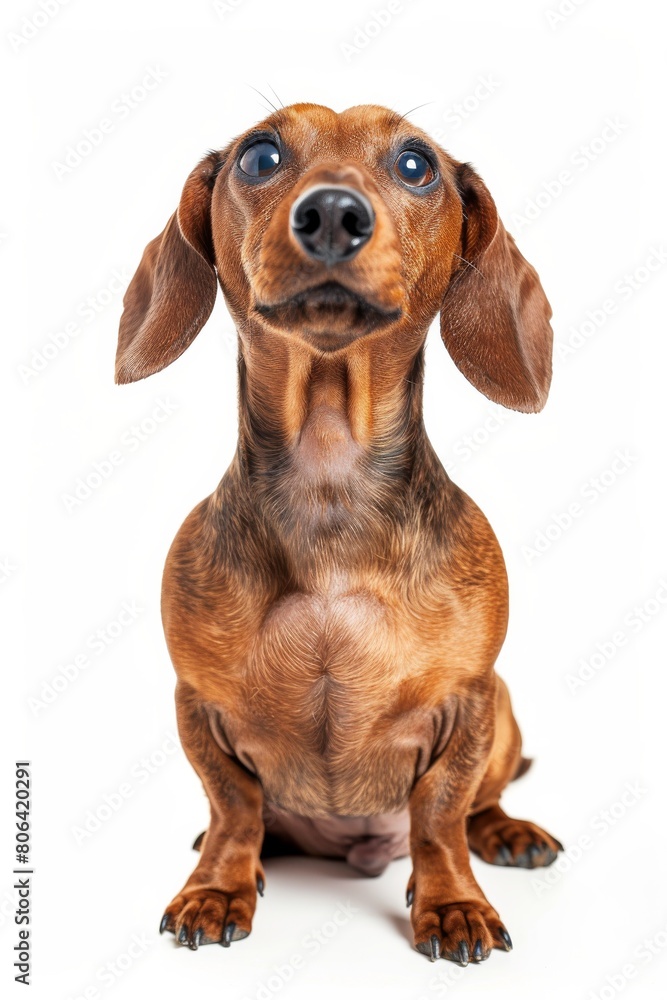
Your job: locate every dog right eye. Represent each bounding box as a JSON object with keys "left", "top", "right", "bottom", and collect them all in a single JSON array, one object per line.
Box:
[{"left": 238, "top": 140, "right": 281, "bottom": 178}]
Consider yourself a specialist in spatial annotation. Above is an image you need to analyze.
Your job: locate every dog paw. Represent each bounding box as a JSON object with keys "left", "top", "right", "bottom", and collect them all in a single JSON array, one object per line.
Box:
[
  {"left": 159, "top": 884, "right": 259, "bottom": 950},
  {"left": 469, "top": 813, "right": 563, "bottom": 869},
  {"left": 412, "top": 899, "right": 511, "bottom": 964}
]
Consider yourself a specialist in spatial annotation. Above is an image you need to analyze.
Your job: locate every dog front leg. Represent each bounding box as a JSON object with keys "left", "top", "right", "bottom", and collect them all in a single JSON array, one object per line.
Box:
[
  {"left": 407, "top": 694, "right": 513, "bottom": 965},
  {"left": 160, "top": 681, "right": 265, "bottom": 949}
]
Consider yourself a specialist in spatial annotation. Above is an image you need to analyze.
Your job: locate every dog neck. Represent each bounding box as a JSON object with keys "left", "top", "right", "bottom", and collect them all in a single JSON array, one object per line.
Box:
[{"left": 229, "top": 322, "right": 430, "bottom": 571}]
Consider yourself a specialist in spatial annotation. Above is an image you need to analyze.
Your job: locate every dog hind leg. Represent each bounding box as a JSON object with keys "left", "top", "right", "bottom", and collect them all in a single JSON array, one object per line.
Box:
[{"left": 466, "top": 676, "right": 563, "bottom": 868}]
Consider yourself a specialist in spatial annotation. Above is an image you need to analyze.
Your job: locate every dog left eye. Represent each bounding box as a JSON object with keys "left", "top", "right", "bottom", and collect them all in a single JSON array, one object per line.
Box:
[
  {"left": 239, "top": 140, "right": 281, "bottom": 178},
  {"left": 393, "top": 150, "right": 435, "bottom": 187}
]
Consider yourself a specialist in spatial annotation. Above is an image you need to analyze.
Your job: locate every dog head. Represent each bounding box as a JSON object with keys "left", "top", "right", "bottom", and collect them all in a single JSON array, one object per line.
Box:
[{"left": 116, "top": 103, "right": 552, "bottom": 412}]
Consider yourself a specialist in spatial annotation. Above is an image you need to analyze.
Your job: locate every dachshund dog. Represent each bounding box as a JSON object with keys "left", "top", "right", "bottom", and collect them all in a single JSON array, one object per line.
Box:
[{"left": 115, "top": 103, "right": 561, "bottom": 966}]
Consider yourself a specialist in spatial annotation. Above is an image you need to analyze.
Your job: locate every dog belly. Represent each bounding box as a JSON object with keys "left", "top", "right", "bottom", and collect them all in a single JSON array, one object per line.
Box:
[{"left": 263, "top": 802, "right": 410, "bottom": 876}]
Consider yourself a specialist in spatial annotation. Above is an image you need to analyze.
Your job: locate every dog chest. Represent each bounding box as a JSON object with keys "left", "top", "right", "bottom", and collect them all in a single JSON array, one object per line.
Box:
[{"left": 206, "top": 585, "right": 459, "bottom": 816}]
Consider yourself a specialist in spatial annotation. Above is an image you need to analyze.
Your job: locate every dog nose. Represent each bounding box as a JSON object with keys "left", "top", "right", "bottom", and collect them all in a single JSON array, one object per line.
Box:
[{"left": 290, "top": 186, "right": 375, "bottom": 265}]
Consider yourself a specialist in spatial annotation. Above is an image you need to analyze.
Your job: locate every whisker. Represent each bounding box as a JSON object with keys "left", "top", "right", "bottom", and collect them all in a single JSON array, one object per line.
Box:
[
  {"left": 398, "top": 101, "right": 435, "bottom": 122},
  {"left": 248, "top": 84, "right": 279, "bottom": 114},
  {"left": 267, "top": 83, "right": 285, "bottom": 109},
  {"left": 452, "top": 252, "right": 483, "bottom": 277}
]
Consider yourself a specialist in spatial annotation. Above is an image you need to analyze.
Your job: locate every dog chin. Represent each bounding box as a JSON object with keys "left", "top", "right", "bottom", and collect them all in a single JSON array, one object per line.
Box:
[{"left": 255, "top": 281, "right": 401, "bottom": 351}]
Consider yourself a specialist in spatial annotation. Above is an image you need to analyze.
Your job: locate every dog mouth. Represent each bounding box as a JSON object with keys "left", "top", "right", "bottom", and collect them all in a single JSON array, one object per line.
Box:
[{"left": 255, "top": 281, "right": 401, "bottom": 346}]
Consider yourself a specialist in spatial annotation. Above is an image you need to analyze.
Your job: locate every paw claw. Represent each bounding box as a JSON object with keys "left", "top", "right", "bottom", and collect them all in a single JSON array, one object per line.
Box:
[
  {"left": 499, "top": 927, "right": 512, "bottom": 951},
  {"left": 494, "top": 845, "right": 513, "bottom": 865},
  {"left": 222, "top": 922, "right": 236, "bottom": 948},
  {"left": 159, "top": 913, "right": 170, "bottom": 935},
  {"left": 416, "top": 935, "right": 440, "bottom": 960}
]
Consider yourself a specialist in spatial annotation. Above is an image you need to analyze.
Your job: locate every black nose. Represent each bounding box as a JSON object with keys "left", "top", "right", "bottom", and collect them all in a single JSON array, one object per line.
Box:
[{"left": 290, "top": 186, "right": 375, "bottom": 265}]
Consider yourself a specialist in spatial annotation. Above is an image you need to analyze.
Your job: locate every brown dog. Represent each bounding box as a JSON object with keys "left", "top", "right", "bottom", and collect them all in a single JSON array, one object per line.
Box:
[{"left": 115, "top": 102, "right": 561, "bottom": 965}]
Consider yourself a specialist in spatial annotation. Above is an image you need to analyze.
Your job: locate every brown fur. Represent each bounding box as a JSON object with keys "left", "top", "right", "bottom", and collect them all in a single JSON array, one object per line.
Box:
[{"left": 116, "top": 103, "right": 561, "bottom": 964}]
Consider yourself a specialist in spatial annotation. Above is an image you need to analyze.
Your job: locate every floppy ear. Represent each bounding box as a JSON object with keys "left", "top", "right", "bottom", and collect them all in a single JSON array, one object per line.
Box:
[
  {"left": 115, "top": 151, "right": 220, "bottom": 384},
  {"left": 440, "top": 163, "right": 553, "bottom": 413}
]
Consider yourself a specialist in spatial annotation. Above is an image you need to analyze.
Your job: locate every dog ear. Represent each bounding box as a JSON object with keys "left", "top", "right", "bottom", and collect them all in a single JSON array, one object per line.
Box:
[
  {"left": 440, "top": 163, "right": 553, "bottom": 413},
  {"left": 115, "top": 151, "right": 221, "bottom": 384}
]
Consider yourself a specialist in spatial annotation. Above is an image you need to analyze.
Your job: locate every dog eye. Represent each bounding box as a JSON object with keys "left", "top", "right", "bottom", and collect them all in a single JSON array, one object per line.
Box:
[
  {"left": 239, "top": 140, "right": 281, "bottom": 178},
  {"left": 394, "top": 150, "right": 435, "bottom": 187}
]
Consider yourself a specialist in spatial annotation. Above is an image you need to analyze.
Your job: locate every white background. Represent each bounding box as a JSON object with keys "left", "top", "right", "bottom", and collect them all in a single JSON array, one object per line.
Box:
[{"left": 3, "top": 0, "right": 667, "bottom": 998}]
